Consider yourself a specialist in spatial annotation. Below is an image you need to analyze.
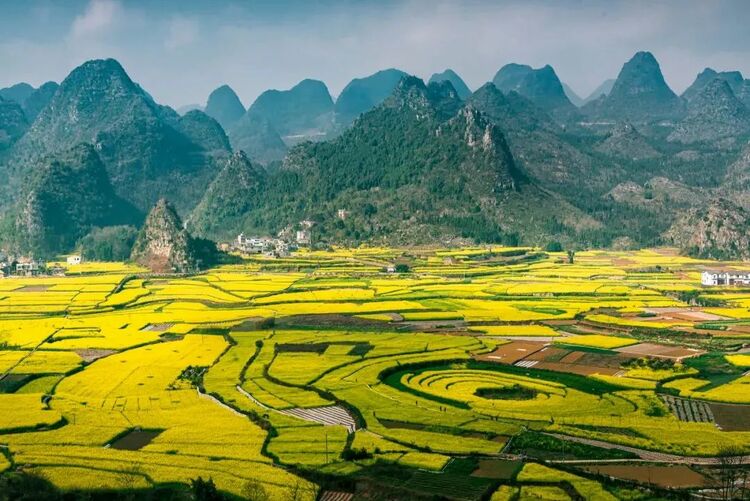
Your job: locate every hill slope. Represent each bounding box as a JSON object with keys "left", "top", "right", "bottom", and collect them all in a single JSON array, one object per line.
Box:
[{"left": 9, "top": 144, "right": 140, "bottom": 257}]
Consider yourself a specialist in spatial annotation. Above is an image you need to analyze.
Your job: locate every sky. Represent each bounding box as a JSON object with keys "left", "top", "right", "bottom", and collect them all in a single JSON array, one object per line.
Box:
[{"left": 1, "top": 0, "right": 750, "bottom": 108}]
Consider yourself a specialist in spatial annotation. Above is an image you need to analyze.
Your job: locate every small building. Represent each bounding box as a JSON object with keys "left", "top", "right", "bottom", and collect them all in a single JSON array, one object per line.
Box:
[
  {"left": 337, "top": 209, "right": 349, "bottom": 221},
  {"left": 67, "top": 255, "right": 82, "bottom": 266},
  {"left": 16, "top": 259, "right": 45, "bottom": 277},
  {"left": 701, "top": 270, "right": 750, "bottom": 286},
  {"left": 296, "top": 230, "right": 311, "bottom": 245}
]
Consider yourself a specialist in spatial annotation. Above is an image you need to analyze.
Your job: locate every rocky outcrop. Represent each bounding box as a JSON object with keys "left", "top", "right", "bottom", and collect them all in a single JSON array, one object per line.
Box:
[
  {"left": 665, "top": 198, "right": 750, "bottom": 260},
  {"left": 131, "top": 199, "right": 210, "bottom": 273}
]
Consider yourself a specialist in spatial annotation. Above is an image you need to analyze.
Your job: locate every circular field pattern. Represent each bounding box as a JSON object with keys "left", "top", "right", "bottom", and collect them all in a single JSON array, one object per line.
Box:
[{"left": 396, "top": 367, "right": 634, "bottom": 421}]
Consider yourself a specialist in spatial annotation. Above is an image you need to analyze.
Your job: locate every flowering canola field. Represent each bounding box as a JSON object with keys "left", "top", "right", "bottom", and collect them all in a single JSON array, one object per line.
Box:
[{"left": 1, "top": 247, "right": 749, "bottom": 499}]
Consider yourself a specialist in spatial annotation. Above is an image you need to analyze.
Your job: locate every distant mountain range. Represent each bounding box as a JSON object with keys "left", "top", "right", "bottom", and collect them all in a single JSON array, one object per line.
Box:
[{"left": 3, "top": 51, "right": 750, "bottom": 259}]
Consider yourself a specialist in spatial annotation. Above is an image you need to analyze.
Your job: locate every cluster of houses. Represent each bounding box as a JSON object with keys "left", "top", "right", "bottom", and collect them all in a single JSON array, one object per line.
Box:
[
  {"left": 230, "top": 234, "right": 292, "bottom": 257},
  {"left": 227, "top": 219, "right": 323, "bottom": 257},
  {"left": 0, "top": 252, "right": 82, "bottom": 278}
]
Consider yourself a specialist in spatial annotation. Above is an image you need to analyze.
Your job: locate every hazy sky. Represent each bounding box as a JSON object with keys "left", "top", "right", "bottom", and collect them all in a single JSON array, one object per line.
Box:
[{"left": 2, "top": 0, "right": 749, "bottom": 108}]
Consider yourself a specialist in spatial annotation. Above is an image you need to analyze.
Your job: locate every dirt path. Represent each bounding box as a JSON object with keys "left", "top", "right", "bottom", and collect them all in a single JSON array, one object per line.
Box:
[{"left": 544, "top": 433, "right": 750, "bottom": 465}]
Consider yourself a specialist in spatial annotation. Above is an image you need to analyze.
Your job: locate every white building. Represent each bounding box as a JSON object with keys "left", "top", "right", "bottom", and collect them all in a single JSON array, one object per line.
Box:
[
  {"left": 296, "top": 230, "right": 311, "bottom": 245},
  {"left": 67, "top": 255, "right": 82, "bottom": 266},
  {"left": 701, "top": 271, "right": 750, "bottom": 286},
  {"left": 16, "top": 260, "right": 44, "bottom": 276},
  {"left": 236, "top": 234, "right": 275, "bottom": 254}
]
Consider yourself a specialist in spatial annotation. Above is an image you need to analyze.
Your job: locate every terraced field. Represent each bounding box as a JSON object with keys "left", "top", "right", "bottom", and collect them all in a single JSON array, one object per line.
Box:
[{"left": 1, "top": 247, "right": 749, "bottom": 499}]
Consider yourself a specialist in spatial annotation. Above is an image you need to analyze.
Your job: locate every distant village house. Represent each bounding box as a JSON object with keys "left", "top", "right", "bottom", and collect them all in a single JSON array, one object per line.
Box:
[{"left": 701, "top": 271, "right": 750, "bottom": 286}]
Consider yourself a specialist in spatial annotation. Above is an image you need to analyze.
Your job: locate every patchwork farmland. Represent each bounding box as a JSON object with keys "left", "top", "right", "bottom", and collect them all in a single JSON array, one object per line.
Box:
[{"left": 1, "top": 247, "right": 750, "bottom": 499}]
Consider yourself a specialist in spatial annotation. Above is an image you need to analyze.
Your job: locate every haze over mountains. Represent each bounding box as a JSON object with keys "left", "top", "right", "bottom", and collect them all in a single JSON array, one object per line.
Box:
[{"left": 3, "top": 51, "right": 750, "bottom": 259}]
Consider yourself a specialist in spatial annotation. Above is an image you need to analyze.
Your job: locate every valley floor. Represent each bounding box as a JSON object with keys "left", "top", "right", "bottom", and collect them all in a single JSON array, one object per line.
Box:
[{"left": 1, "top": 247, "right": 749, "bottom": 500}]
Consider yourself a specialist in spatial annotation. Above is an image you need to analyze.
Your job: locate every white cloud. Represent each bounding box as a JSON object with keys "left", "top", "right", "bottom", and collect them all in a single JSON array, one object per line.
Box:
[
  {"left": 71, "top": 0, "right": 122, "bottom": 39},
  {"left": 164, "top": 17, "right": 199, "bottom": 51}
]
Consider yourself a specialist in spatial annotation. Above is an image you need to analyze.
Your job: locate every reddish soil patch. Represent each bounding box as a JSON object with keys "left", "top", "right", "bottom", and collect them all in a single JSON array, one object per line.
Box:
[
  {"left": 75, "top": 349, "right": 116, "bottom": 363},
  {"left": 617, "top": 343, "right": 704, "bottom": 360},
  {"left": 613, "top": 258, "right": 636, "bottom": 266},
  {"left": 475, "top": 341, "right": 547, "bottom": 364},
  {"left": 669, "top": 311, "right": 726, "bottom": 322},
  {"left": 17, "top": 284, "right": 52, "bottom": 292},
  {"left": 581, "top": 464, "right": 707, "bottom": 488},
  {"left": 524, "top": 347, "right": 569, "bottom": 362},
  {"left": 559, "top": 351, "right": 585, "bottom": 364},
  {"left": 709, "top": 402, "right": 750, "bottom": 431}
]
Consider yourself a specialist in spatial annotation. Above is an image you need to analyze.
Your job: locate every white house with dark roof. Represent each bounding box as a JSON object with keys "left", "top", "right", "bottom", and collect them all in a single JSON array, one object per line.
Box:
[{"left": 701, "top": 271, "right": 750, "bottom": 286}]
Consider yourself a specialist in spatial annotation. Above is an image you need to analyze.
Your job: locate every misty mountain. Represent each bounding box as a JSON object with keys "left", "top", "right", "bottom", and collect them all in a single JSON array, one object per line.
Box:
[
  {"left": 0, "top": 97, "right": 28, "bottom": 151},
  {"left": 582, "top": 52, "right": 683, "bottom": 123},
  {"left": 193, "top": 76, "right": 594, "bottom": 245},
  {"left": 668, "top": 78, "right": 750, "bottom": 144},
  {"left": 5, "top": 58, "right": 230, "bottom": 214},
  {"left": 177, "top": 104, "right": 204, "bottom": 115},
  {"left": 428, "top": 69, "right": 472, "bottom": 99},
  {"left": 0, "top": 83, "right": 35, "bottom": 107},
  {"left": 22, "top": 82, "right": 59, "bottom": 122},
  {"left": 562, "top": 83, "right": 584, "bottom": 107},
  {"left": 682, "top": 68, "right": 744, "bottom": 101},
  {"left": 492, "top": 64, "right": 577, "bottom": 120},
  {"left": 204, "top": 85, "right": 245, "bottom": 130},
  {"left": 227, "top": 113, "right": 288, "bottom": 164},
  {"left": 4, "top": 54, "right": 750, "bottom": 256},
  {"left": 582, "top": 79, "right": 615, "bottom": 105},
  {"left": 334, "top": 68, "right": 408, "bottom": 126},
  {"left": 245, "top": 79, "right": 334, "bottom": 141}
]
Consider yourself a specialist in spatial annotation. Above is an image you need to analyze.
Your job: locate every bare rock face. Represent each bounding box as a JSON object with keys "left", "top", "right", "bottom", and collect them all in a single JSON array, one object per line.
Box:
[
  {"left": 665, "top": 198, "right": 750, "bottom": 260},
  {"left": 130, "top": 199, "right": 197, "bottom": 273}
]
